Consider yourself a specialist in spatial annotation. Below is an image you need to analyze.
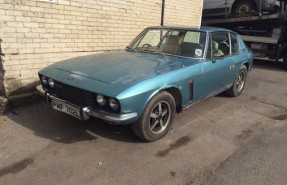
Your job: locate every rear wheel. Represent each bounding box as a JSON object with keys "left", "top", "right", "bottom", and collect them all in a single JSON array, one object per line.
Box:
[
  {"left": 131, "top": 91, "right": 176, "bottom": 142},
  {"left": 225, "top": 65, "right": 247, "bottom": 97},
  {"left": 232, "top": 0, "right": 255, "bottom": 15}
]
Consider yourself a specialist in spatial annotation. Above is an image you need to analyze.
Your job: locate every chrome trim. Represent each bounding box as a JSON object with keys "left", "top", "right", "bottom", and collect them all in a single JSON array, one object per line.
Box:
[
  {"left": 45, "top": 92, "right": 138, "bottom": 123},
  {"left": 36, "top": 85, "right": 45, "bottom": 96},
  {"left": 85, "top": 108, "right": 138, "bottom": 123}
]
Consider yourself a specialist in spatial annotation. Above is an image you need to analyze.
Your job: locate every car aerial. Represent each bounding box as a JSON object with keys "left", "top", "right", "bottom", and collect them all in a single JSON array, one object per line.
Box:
[
  {"left": 203, "top": 0, "right": 280, "bottom": 18},
  {"left": 38, "top": 26, "right": 254, "bottom": 142}
]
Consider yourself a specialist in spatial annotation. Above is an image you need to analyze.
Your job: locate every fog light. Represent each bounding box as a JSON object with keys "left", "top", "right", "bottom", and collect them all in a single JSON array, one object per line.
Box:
[
  {"left": 97, "top": 95, "right": 106, "bottom": 106},
  {"left": 42, "top": 76, "right": 48, "bottom": 85},
  {"left": 109, "top": 98, "right": 119, "bottom": 111},
  {"left": 48, "top": 78, "right": 54, "bottom": 88}
]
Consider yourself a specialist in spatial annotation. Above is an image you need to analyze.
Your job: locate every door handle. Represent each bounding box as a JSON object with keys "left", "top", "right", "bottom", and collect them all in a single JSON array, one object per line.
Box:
[{"left": 229, "top": 65, "right": 235, "bottom": 69}]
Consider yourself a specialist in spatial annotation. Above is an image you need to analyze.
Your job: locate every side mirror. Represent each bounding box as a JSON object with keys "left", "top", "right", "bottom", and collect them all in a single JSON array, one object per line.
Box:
[
  {"left": 212, "top": 53, "right": 224, "bottom": 63},
  {"left": 214, "top": 52, "right": 224, "bottom": 58}
]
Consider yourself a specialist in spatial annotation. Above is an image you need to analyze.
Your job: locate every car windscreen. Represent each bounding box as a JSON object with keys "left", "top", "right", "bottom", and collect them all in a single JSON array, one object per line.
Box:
[{"left": 128, "top": 28, "right": 207, "bottom": 58}]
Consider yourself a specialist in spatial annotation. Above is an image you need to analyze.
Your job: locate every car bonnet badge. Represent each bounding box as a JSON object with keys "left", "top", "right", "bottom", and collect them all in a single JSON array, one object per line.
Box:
[{"left": 67, "top": 76, "right": 75, "bottom": 80}]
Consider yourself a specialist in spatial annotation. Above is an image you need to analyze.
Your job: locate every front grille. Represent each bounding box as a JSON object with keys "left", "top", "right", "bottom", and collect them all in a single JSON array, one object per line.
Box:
[{"left": 54, "top": 81, "right": 95, "bottom": 107}]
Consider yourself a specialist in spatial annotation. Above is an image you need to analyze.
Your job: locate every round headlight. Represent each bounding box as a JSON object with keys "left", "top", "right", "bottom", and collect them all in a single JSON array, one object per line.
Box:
[
  {"left": 48, "top": 78, "right": 54, "bottom": 88},
  {"left": 96, "top": 95, "right": 106, "bottom": 106},
  {"left": 42, "top": 76, "right": 48, "bottom": 85},
  {"left": 109, "top": 98, "right": 119, "bottom": 111}
]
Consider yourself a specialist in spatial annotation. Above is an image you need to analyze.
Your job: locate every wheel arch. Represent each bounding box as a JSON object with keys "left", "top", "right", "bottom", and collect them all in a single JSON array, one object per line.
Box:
[
  {"left": 162, "top": 87, "right": 183, "bottom": 113},
  {"left": 243, "top": 62, "right": 249, "bottom": 71},
  {"left": 146, "top": 85, "right": 183, "bottom": 114}
]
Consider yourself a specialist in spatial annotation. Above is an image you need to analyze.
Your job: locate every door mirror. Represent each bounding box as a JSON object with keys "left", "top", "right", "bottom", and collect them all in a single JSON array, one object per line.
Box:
[{"left": 214, "top": 52, "right": 224, "bottom": 58}]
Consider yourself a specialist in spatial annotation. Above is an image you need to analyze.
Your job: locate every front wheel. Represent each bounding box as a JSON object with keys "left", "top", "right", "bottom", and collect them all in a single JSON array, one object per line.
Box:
[
  {"left": 131, "top": 91, "right": 176, "bottom": 142},
  {"left": 225, "top": 65, "right": 247, "bottom": 97}
]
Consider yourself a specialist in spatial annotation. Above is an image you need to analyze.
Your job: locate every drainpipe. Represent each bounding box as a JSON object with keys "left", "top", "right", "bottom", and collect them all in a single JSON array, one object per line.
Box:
[
  {"left": 0, "top": 38, "right": 5, "bottom": 96},
  {"left": 161, "top": 0, "right": 165, "bottom": 26}
]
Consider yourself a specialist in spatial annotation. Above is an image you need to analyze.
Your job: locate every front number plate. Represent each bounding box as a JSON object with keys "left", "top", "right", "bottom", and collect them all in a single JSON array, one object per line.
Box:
[{"left": 51, "top": 99, "right": 81, "bottom": 119}]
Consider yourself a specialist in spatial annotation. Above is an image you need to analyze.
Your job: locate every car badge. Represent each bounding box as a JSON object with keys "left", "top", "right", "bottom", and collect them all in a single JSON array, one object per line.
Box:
[{"left": 67, "top": 76, "right": 75, "bottom": 80}]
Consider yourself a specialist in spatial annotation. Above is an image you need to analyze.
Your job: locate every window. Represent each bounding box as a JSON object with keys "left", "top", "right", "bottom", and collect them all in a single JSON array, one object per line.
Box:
[
  {"left": 129, "top": 28, "right": 206, "bottom": 58},
  {"left": 230, "top": 33, "right": 239, "bottom": 55},
  {"left": 210, "top": 32, "right": 230, "bottom": 57},
  {"left": 178, "top": 31, "right": 206, "bottom": 58},
  {"left": 137, "top": 29, "right": 167, "bottom": 48}
]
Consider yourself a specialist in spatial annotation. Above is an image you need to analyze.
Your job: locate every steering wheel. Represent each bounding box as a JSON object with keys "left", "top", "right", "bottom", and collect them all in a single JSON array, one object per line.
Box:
[{"left": 142, "top": 44, "right": 152, "bottom": 49}]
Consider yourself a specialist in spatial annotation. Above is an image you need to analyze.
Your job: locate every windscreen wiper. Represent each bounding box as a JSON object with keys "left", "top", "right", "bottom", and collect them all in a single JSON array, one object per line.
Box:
[{"left": 125, "top": 46, "right": 137, "bottom": 52}]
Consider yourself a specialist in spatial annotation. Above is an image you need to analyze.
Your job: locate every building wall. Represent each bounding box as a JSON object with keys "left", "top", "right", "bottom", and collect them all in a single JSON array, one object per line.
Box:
[{"left": 0, "top": 0, "right": 203, "bottom": 97}]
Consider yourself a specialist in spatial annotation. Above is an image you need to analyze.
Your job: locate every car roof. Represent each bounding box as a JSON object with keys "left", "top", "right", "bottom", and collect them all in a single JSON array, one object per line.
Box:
[{"left": 147, "top": 26, "right": 232, "bottom": 33}]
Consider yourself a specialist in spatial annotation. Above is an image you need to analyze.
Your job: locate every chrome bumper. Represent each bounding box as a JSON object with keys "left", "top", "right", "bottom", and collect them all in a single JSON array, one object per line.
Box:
[{"left": 36, "top": 85, "right": 138, "bottom": 124}]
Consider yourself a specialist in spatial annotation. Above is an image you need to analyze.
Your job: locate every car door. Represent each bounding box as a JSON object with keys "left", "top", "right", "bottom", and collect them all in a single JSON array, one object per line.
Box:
[{"left": 200, "top": 31, "right": 238, "bottom": 97}]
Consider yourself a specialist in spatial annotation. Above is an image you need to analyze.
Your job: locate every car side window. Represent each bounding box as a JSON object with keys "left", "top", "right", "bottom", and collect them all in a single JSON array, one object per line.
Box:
[
  {"left": 210, "top": 32, "right": 230, "bottom": 57},
  {"left": 230, "top": 33, "right": 239, "bottom": 55}
]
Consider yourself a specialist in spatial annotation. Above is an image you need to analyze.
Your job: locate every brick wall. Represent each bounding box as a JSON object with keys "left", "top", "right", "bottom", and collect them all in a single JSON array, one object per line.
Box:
[{"left": 0, "top": 0, "right": 203, "bottom": 97}]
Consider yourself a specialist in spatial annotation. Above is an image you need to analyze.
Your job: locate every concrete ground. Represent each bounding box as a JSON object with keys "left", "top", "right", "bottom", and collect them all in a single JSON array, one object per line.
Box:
[{"left": 0, "top": 61, "right": 286, "bottom": 185}]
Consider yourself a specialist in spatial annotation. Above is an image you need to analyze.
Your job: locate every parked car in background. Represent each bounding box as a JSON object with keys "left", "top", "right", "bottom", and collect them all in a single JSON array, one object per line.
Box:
[
  {"left": 38, "top": 26, "right": 253, "bottom": 142},
  {"left": 203, "top": 0, "right": 280, "bottom": 17}
]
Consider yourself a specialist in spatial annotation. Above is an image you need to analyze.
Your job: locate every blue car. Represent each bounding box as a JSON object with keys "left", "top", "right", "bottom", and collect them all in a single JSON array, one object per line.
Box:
[{"left": 38, "top": 26, "right": 253, "bottom": 141}]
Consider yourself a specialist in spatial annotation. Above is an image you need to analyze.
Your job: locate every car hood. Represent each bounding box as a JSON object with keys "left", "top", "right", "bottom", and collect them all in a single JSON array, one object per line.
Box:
[{"left": 51, "top": 51, "right": 189, "bottom": 84}]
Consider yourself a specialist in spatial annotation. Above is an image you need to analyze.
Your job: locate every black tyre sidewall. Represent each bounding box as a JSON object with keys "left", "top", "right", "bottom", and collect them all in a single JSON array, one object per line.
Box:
[
  {"left": 226, "top": 65, "right": 247, "bottom": 97},
  {"left": 132, "top": 91, "right": 176, "bottom": 142},
  {"left": 233, "top": 0, "right": 255, "bottom": 14}
]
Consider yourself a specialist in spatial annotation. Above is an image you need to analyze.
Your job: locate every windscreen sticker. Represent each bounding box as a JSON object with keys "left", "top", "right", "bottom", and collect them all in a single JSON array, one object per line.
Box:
[{"left": 195, "top": 49, "right": 202, "bottom": 57}]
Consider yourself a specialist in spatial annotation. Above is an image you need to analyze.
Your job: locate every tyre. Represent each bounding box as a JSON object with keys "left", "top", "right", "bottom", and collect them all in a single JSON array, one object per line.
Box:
[
  {"left": 283, "top": 53, "right": 287, "bottom": 70},
  {"left": 232, "top": 0, "right": 255, "bottom": 15},
  {"left": 225, "top": 65, "right": 247, "bottom": 97},
  {"left": 131, "top": 91, "right": 176, "bottom": 142}
]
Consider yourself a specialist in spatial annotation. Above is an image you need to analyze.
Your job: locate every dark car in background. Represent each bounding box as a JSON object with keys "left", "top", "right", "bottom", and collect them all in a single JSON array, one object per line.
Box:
[{"left": 203, "top": 0, "right": 280, "bottom": 17}]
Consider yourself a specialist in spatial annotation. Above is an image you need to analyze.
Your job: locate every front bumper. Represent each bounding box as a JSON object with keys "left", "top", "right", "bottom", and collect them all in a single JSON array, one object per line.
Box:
[{"left": 36, "top": 85, "right": 138, "bottom": 124}]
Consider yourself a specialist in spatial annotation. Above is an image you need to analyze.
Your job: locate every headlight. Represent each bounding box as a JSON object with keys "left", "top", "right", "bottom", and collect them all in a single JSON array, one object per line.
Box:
[
  {"left": 96, "top": 95, "right": 106, "bottom": 106},
  {"left": 48, "top": 78, "right": 54, "bottom": 88},
  {"left": 109, "top": 98, "right": 120, "bottom": 111},
  {"left": 42, "top": 76, "right": 48, "bottom": 85}
]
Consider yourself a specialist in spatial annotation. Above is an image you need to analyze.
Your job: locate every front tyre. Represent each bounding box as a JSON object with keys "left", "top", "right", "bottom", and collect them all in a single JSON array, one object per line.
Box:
[
  {"left": 132, "top": 91, "right": 176, "bottom": 142},
  {"left": 225, "top": 65, "right": 247, "bottom": 97}
]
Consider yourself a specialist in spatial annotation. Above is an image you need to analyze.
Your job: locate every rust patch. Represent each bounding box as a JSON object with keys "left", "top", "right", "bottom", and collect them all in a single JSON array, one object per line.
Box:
[
  {"left": 0, "top": 158, "right": 34, "bottom": 177},
  {"left": 156, "top": 136, "right": 191, "bottom": 157}
]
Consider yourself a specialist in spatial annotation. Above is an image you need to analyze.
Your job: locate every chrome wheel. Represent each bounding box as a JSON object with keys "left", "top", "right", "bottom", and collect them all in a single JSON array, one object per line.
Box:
[
  {"left": 149, "top": 101, "right": 171, "bottom": 135},
  {"left": 131, "top": 91, "right": 176, "bottom": 142},
  {"left": 225, "top": 65, "right": 247, "bottom": 97},
  {"left": 236, "top": 70, "right": 246, "bottom": 92}
]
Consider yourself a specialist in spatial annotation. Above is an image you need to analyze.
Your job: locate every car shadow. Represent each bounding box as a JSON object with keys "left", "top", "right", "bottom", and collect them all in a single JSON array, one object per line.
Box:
[
  {"left": 253, "top": 59, "right": 286, "bottom": 72},
  {"left": 7, "top": 99, "right": 144, "bottom": 144}
]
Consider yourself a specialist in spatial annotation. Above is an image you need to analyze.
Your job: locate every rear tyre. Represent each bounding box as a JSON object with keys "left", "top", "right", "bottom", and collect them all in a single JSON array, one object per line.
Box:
[
  {"left": 131, "top": 91, "right": 176, "bottom": 142},
  {"left": 232, "top": 0, "right": 255, "bottom": 15},
  {"left": 225, "top": 65, "right": 247, "bottom": 97}
]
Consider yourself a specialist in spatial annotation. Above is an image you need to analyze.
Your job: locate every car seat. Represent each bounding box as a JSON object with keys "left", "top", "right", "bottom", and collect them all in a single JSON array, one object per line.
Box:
[
  {"left": 218, "top": 42, "right": 229, "bottom": 55},
  {"left": 160, "top": 35, "right": 180, "bottom": 54}
]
